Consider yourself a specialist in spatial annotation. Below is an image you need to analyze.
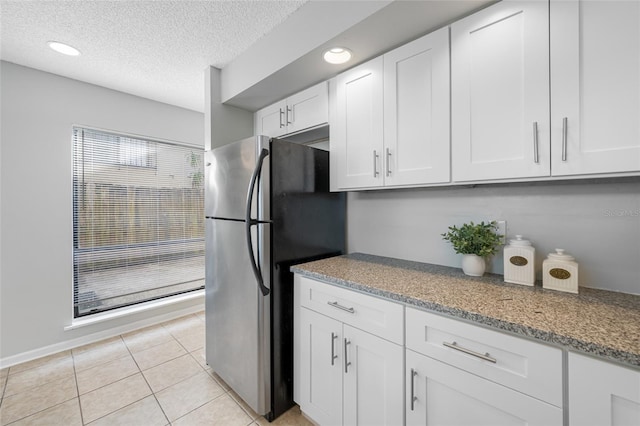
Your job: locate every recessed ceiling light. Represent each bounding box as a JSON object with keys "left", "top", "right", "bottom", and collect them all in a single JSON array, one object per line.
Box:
[
  {"left": 47, "top": 41, "right": 81, "bottom": 56},
  {"left": 323, "top": 47, "right": 352, "bottom": 65}
]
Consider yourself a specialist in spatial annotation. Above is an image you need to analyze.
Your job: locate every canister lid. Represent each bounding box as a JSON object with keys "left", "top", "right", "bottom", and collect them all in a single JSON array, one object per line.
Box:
[
  {"left": 508, "top": 235, "right": 532, "bottom": 246},
  {"left": 547, "top": 248, "right": 575, "bottom": 261}
]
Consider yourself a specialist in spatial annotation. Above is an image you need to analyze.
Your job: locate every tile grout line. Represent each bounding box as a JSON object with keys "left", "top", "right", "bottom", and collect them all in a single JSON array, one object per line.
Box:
[
  {"left": 120, "top": 334, "right": 171, "bottom": 426},
  {"left": 1, "top": 366, "right": 79, "bottom": 424},
  {"left": 71, "top": 350, "right": 86, "bottom": 426},
  {"left": 185, "top": 315, "right": 264, "bottom": 425},
  {"left": 169, "top": 392, "right": 228, "bottom": 425},
  {"left": 152, "top": 314, "right": 254, "bottom": 425},
  {"left": 146, "top": 331, "right": 226, "bottom": 425},
  {"left": 1, "top": 370, "right": 8, "bottom": 407}
]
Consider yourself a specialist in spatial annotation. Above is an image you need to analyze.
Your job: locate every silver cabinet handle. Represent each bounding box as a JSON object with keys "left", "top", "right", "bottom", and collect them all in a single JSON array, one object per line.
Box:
[
  {"left": 385, "top": 148, "right": 392, "bottom": 176},
  {"left": 410, "top": 368, "right": 417, "bottom": 411},
  {"left": 286, "top": 106, "right": 292, "bottom": 125},
  {"left": 331, "top": 332, "right": 338, "bottom": 366},
  {"left": 327, "top": 301, "right": 355, "bottom": 314},
  {"left": 279, "top": 108, "right": 285, "bottom": 128},
  {"left": 373, "top": 150, "right": 380, "bottom": 177},
  {"left": 344, "top": 338, "right": 351, "bottom": 373},
  {"left": 533, "top": 122, "right": 539, "bottom": 164},
  {"left": 562, "top": 117, "right": 568, "bottom": 161},
  {"left": 443, "top": 341, "right": 497, "bottom": 363}
]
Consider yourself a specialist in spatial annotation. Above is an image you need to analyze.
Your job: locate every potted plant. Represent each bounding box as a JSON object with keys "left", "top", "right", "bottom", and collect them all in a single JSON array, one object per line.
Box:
[{"left": 441, "top": 221, "right": 503, "bottom": 276}]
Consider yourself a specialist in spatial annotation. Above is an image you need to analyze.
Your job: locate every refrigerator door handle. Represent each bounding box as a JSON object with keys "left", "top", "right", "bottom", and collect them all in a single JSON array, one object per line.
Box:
[{"left": 246, "top": 148, "right": 271, "bottom": 296}]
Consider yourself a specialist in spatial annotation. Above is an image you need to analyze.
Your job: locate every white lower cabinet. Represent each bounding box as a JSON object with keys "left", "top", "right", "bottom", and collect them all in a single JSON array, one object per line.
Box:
[
  {"left": 294, "top": 275, "right": 404, "bottom": 426},
  {"left": 342, "top": 324, "right": 404, "bottom": 426},
  {"left": 297, "top": 306, "right": 403, "bottom": 426},
  {"left": 297, "top": 307, "right": 343, "bottom": 426},
  {"left": 406, "top": 349, "right": 562, "bottom": 426},
  {"left": 405, "top": 307, "right": 563, "bottom": 426},
  {"left": 295, "top": 275, "right": 638, "bottom": 426},
  {"left": 569, "top": 352, "right": 640, "bottom": 426}
]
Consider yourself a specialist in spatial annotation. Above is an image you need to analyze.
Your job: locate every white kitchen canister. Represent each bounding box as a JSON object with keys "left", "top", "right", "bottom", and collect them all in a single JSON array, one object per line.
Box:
[
  {"left": 542, "top": 249, "right": 579, "bottom": 293},
  {"left": 503, "top": 235, "right": 535, "bottom": 286}
]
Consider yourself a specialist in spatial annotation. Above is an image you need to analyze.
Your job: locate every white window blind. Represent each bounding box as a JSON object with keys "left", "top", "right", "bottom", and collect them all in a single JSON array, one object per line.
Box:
[{"left": 72, "top": 127, "right": 204, "bottom": 317}]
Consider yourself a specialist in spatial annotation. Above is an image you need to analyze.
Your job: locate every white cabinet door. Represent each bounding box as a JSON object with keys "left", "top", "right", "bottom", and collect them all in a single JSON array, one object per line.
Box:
[
  {"left": 406, "top": 349, "right": 562, "bottom": 426},
  {"left": 569, "top": 352, "right": 640, "bottom": 426},
  {"left": 298, "top": 307, "right": 343, "bottom": 426},
  {"left": 286, "top": 82, "right": 328, "bottom": 135},
  {"left": 255, "top": 83, "right": 327, "bottom": 138},
  {"left": 551, "top": 0, "right": 640, "bottom": 176},
  {"left": 343, "top": 325, "right": 403, "bottom": 426},
  {"left": 332, "top": 57, "right": 384, "bottom": 189},
  {"left": 255, "top": 100, "right": 287, "bottom": 138},
  {"left": 451, "top": 0, "right": 550, "bottom": 182},
  {"left": 384, "top": 27, "right": 450, "bottom": 186}
]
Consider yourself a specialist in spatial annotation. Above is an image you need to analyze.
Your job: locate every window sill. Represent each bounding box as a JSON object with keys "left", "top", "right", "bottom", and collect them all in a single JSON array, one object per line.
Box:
[{"left": 64, "top": 289, "right": 204, "bottom": 331}]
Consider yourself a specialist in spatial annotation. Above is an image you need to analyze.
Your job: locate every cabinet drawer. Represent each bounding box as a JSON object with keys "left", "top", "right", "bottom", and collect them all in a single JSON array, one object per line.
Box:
[
  {"left": 406, "top": 308, "right": 562, "bottom": 407},
  {"left": 297, "top": 275, "right": 404, "bottom": 345},
  {"left": 406, "top": 349, "right": 563, "bottom": 426}
]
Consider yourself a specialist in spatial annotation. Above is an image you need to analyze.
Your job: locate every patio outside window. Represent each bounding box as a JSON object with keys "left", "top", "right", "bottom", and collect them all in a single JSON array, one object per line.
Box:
[{"left": 72, "top": 126, "right": 204, "bottom": 317}]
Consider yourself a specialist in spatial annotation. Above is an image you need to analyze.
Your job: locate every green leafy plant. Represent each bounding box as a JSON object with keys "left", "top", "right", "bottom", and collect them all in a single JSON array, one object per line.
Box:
[
  {"left": 186, "top": 151, "right": 203, "bottom": 189},
  {"left": 441, "top": 221, "right": 503, "bottom": 258}
]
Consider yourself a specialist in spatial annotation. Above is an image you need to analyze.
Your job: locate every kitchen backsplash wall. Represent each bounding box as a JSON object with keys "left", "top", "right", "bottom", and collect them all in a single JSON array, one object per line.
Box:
[{"left": 346, "top": 179, "right": 640, "bottom": 295}]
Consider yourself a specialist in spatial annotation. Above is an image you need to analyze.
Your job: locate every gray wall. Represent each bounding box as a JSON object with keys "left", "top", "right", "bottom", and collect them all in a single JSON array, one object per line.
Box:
[
  {"left": 0, "top": 61, "right": 205, "bottom": 362},
  {"left": 347, "top": 180, "right": 640, "bottom": 295}
]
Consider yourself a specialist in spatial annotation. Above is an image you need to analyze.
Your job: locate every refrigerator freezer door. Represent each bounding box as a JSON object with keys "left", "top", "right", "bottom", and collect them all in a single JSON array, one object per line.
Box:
[
  {"left": 205, "top": 218, "right": 271, "bottom": 415},
  {"left": 204, "top": 136, "right": 270, "bottom": 220}
]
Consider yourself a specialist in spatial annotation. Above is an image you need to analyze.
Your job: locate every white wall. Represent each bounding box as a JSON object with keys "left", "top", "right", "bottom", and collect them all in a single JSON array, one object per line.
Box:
[
  {"left": 0, "top": 61, "right": 205, "bottom": 363},
  {"left": 347, "top": 180, "right": 640, "bottom": 295}
]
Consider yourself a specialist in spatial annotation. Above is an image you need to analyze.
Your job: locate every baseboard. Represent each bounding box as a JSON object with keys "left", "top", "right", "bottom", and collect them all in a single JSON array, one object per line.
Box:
[{"left": 0, "top": 301, "right": 205, "bottom": 369}]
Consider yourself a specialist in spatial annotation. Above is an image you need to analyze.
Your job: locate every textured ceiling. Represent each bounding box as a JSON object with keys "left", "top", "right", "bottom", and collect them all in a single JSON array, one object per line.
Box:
[{"left": 0, "top": 0, "right": 308, "bottom": 112}]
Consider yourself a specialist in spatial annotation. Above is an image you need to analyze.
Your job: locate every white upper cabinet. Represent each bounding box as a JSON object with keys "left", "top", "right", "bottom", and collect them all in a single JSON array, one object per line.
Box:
[
  {"left": 550, "top": 0, "right": 640, "bottom": 176},
  {"left": 451, "top": 0, "right": 550, "bottom": 182},
  {"left": 255, "top": 100, "right": 287, "bottom": 138},
  {"left": 255, "top": 82, "right": 328, "bottom": 138},
  {"left": 332, "top": 28, "right": 451, "bottom": 190},
  {"left": 383, "top": 27, "right": 451, "bottom": 187},
  {"left": 331, "top": 57, "right": 385, "bottom": 190}
]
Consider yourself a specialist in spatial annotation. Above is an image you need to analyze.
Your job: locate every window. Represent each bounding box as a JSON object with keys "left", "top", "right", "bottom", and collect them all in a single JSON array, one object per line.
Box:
[{"left": 72, "top": 127, "right": 204, "bottom": 317}]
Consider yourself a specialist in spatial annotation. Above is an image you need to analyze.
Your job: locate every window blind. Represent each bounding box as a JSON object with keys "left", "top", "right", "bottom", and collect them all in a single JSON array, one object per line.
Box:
[{"left": 72, "top": 127, "right": 204, "bottom": 317}]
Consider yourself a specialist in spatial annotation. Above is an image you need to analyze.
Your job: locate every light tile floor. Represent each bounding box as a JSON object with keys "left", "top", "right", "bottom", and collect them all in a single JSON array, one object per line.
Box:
[{"left": 0, "top": 312, "right": 313, "bottom": 426}]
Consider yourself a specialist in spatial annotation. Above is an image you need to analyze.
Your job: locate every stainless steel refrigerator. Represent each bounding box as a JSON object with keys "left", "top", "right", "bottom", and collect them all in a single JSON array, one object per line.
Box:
[{"left": 204, "top": 136, "right": 345, "bottom": 421}]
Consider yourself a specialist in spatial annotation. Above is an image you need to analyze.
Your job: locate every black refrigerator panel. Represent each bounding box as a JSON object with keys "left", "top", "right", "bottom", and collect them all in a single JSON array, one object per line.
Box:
[{"left": 268, "top": 139, "right": 346, "bottom": 419}]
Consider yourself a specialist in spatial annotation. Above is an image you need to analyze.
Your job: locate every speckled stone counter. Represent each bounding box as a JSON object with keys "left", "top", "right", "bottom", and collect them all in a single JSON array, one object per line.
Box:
[{"left": 291, "top": 253, "right": 640, "bottom": 368}]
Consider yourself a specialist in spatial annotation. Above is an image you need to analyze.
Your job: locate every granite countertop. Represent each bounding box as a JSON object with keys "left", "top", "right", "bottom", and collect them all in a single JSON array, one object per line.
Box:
[{"left": 291, "top": 253, "right": 640, "bottom": 368}]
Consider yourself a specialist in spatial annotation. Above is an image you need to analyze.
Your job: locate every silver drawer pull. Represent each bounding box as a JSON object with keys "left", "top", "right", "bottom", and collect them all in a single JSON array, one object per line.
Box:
[
  {"left": 410, "top": 368, "right": 417, "bottom": 411},
  {"left": 327, "top": 301, "right": 355, "bottom": 314},
  {"left": 532, "top": 121, "right": 539, "bottom": 164},
  {"left": 286, "top": 106, "right": 293, "bottom": 125},
  {"left": 373, "top": 150, "right": 380, "bottom": 177},
  {"left": 344, "top": 338, "right": 351, "bottom": 373},
  {"left": 443, "top": 341, "right": 497, "bottom": 364},
  {"left": 385, "top": 148, "right": 392, "bottom": 176},
  {"left": 331, "top": 332, "right": 338, "bottom": 366},
  {"left": 562, "top": 117, "right": 568, "bottom": 162}
]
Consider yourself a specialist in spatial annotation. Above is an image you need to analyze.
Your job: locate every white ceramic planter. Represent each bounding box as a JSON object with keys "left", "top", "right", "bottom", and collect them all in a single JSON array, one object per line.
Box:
[{"left": 461, "top": 254, "right": 486, "bottom": 276}]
